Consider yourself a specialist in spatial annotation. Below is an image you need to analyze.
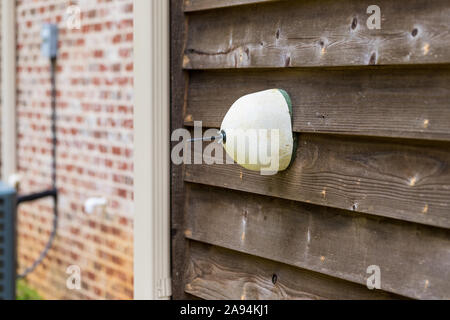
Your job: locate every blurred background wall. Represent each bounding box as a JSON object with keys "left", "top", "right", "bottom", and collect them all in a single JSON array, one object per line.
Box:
[{"left": 14, "top": 0, "right": 134, "bottom": 299}]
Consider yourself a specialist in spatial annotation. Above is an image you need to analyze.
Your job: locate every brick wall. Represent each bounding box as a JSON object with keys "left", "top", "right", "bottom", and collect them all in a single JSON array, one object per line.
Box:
[{"left": 15, "top": 0, "right": 134, "bottom": 300}]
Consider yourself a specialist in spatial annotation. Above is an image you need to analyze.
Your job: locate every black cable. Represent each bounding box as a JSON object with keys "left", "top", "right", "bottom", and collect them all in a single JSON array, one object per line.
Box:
[
  {"left": 50, "top": 57, "right": 57, "bottom": 190},
  {"left": 17, "top": 57, "right": 59, "bottom": 279},
  {"left": 17, "top": 189, "right": 57, "bottom": 204}
]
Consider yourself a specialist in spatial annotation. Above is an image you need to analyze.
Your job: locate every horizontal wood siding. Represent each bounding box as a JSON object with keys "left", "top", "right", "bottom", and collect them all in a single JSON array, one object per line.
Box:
[
  {"left": 186, "top": 241, "right": 404, "bottom": 300},
  {"left": 186, "top": 134, "right": 450, "bottom": 229},
  {"left": 186, "top": 67, "right": 450, "bottom": 141},
  {"left": 184, "top": 0, "right": 281, "bottom": 12},
  {"left": 171, "top": 0, "right": 450, "bottom": 300},
  {"left": 185, "top": 0, "right": 450, "bottom": 69},
  {"left": 185, "top": 184, "right": 450, "bottom": 299}
]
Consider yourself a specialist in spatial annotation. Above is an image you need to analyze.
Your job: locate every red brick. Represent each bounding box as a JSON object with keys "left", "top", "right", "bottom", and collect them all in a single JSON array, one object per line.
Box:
[{"left": 16, "top": 0, "right": 134, "bottom": 300}]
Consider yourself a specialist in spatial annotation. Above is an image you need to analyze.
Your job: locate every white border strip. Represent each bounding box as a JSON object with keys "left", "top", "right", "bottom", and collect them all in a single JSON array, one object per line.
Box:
[
  {"left": 1, "top": 0, "right": 17, "bottom": 181},
  {"left": 133, "top": 0, "right": 171, "bottom": 300}
]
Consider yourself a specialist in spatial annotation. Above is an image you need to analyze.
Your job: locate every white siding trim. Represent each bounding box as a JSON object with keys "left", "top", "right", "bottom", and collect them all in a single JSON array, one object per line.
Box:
[
  {"left": 1, "top": 0, "right": 17, "bottom": 181},
  {"left": 133, "top": 0, "right": 171, "bottom": 300}
]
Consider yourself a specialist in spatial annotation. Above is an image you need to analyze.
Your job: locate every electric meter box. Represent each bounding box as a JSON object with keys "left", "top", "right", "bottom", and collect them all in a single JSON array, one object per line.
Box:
[{"left": 41, "top": 24, "right": 59, "bottom": 58}]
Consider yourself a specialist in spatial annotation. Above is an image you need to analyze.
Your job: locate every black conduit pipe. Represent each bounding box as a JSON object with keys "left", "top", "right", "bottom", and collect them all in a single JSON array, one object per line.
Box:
[{"left": 17, "top": 57, "right": 59, "bottom": 279}]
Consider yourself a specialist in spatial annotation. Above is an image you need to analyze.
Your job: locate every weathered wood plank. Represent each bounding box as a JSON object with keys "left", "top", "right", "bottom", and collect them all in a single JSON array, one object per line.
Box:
[
  {"left": 185, "top": 184, "right": 450, "bottom": 299},
  {"left": 184, "top": 134, "right": 450, "bottom": 229},
  {"left": 170, "top": 0, "right": 191, "bottom": 300},
  {"left": 184, "top": 0, "right": 281, "bottom": 12},
  {"left": 186, "top": 240, "right": 405, "bottom": 300},
  {"left": 185, "top": 67, "right": 450, "bottom": 141},
  {"left": 184, "top": 0, "right": 450, "bottom": 69}
]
